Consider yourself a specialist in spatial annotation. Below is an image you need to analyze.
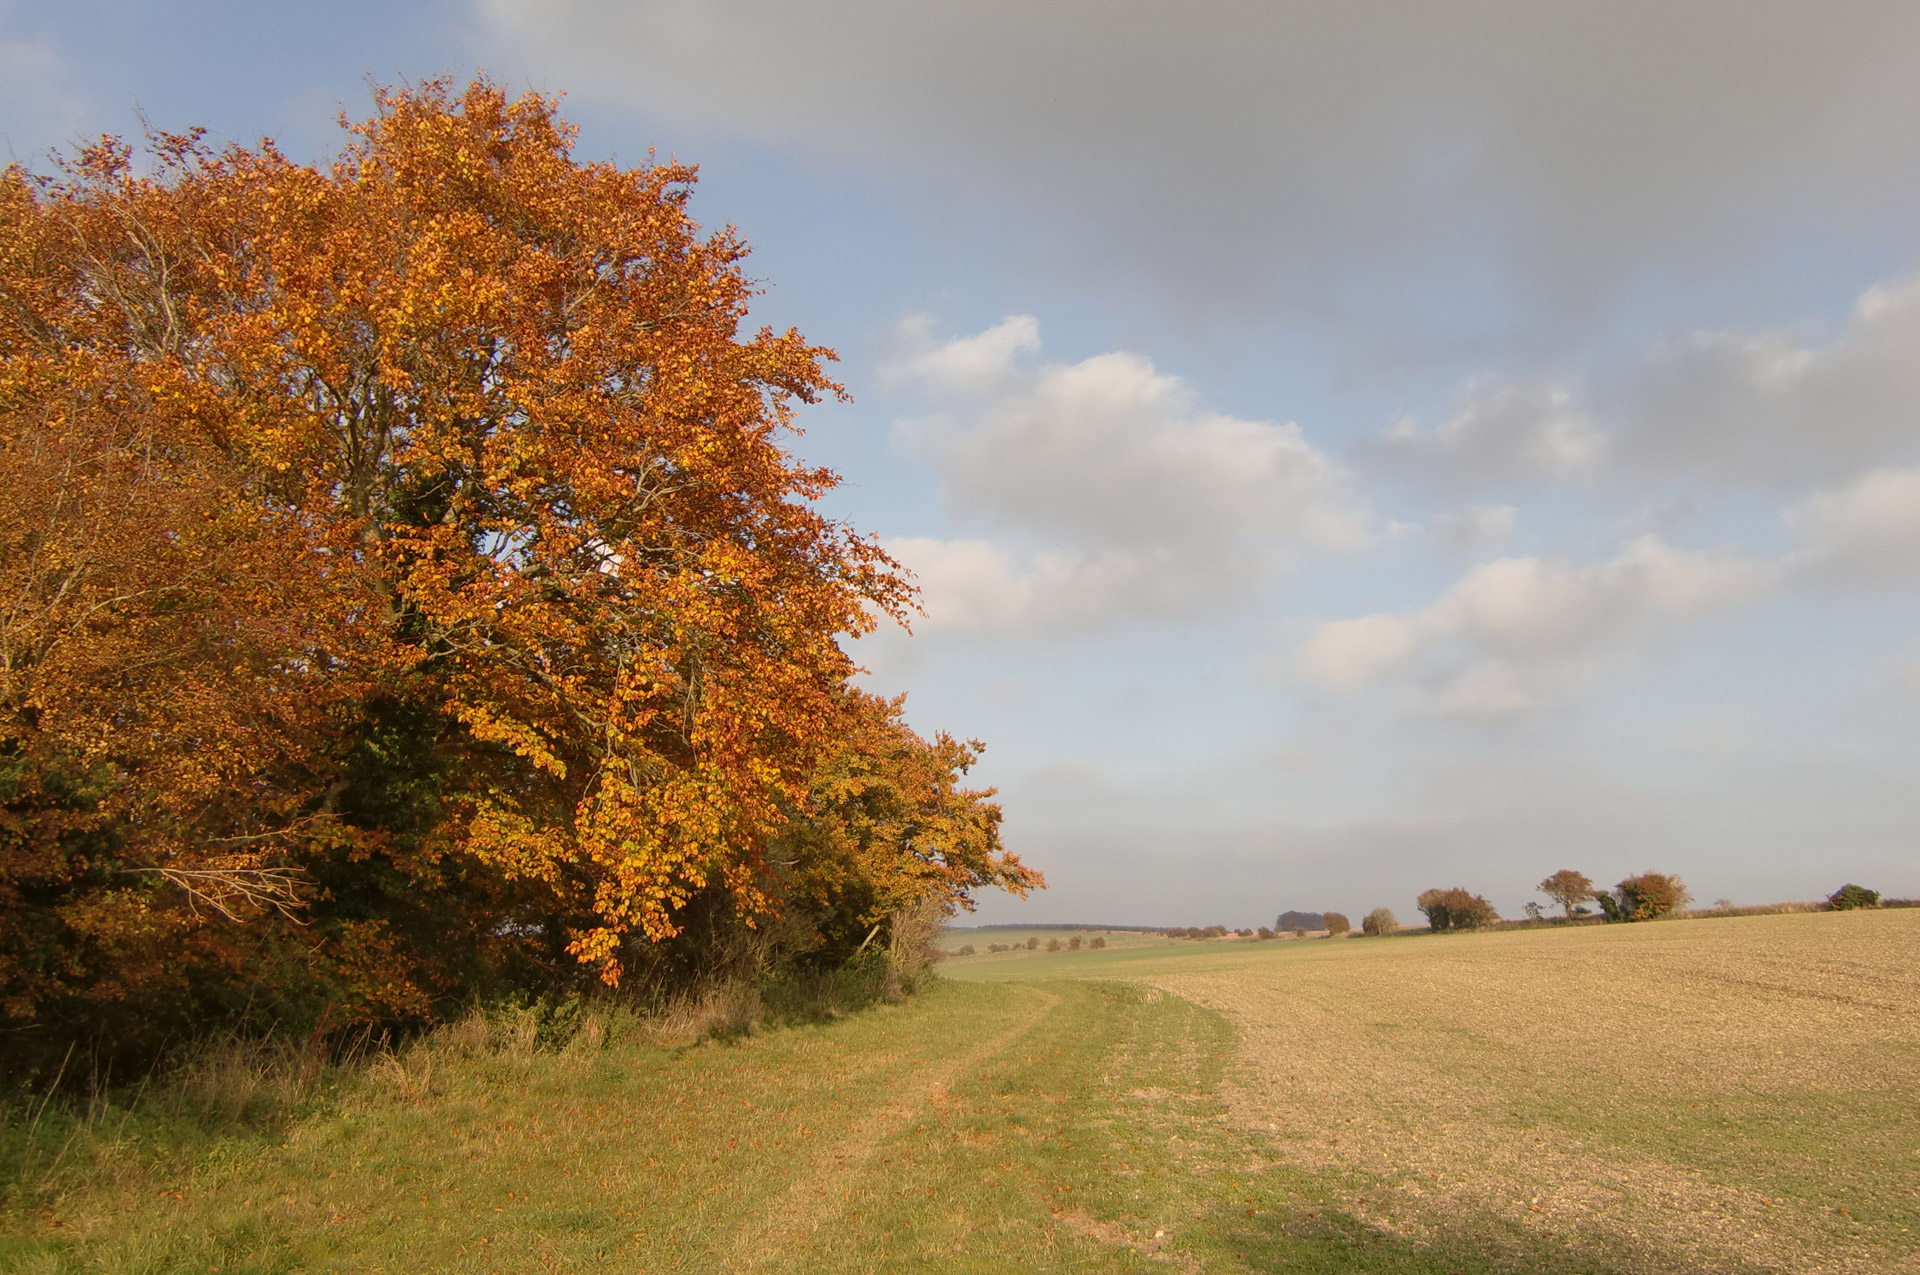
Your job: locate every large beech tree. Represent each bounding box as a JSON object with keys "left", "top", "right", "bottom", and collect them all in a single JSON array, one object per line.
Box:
[{"left": 1, "top": 81, "right": 1034, "bottom": 1059}]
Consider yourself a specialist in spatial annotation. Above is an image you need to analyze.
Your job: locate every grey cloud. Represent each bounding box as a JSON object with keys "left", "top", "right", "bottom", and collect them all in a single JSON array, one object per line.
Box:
[
  {"left": 1428, "top": 504, "right": 1517, "bottom": 556},
  {"left": 1786, "top": 465, "right": 1920, "bottom": 579},
  {"left": 1372, "top": 379, "right": 1604, "bottom": 485},
  {"left": 478, "top": 0, "right": 1920, "bottom": 344},
  {"left": 1620, "top": 274, "right": 1920, "bottom": 484}
]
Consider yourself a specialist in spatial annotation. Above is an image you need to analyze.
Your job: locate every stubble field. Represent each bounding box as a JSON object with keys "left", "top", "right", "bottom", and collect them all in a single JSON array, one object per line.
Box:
[{"left": 950, "top": 907, "right": 1920, "bottom": 1271}]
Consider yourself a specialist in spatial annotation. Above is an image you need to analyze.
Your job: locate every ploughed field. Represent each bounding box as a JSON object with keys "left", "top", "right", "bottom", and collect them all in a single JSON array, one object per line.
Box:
[{"left": 4, "top": 910, "right": 1914, "bottom": 1272}]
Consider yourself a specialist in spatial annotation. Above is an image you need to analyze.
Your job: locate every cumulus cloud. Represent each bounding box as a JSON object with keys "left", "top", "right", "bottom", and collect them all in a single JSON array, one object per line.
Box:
[
  {"left": 878, "top": 317, "right": 1369, "bottom": 634},
  {"left": 878, "top": 314, "right": 1039, "bottom": 395},
  {"left": 1787, "top": 465, "right": 1920, "bottom": 577},
  {"left": 476, "top": 0, "right": 1920, "bottom": 344},
  {"left": 1299, "top": 536, "right": 1775, "bottom": 716},
  {"left": 1373, "top": 378, "right": 1606, "bottom": 484},
  {"left": 892, "top": 316, "right": 1369, "bottom": 554},
  {"left": 1623, "top": 274, "right": 1920, "bottom": 483},
  {"left": 884, "top": 537, "right": 1201, "bottom": 636}
]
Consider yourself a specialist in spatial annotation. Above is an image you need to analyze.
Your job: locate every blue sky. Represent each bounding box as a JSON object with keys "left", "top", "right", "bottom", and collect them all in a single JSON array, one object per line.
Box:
[{"left": 9, "top": 1, "right": 1920, "bottom": 925}]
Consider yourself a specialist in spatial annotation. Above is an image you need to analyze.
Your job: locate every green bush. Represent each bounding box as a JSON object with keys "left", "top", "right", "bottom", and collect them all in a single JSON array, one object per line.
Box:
[{"left": 1828, "top": 883, "right": 1881, "bottom": 910}]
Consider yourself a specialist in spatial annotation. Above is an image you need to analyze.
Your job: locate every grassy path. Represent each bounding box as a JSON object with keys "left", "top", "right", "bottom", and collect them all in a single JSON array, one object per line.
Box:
[
  {"left": 726, "top": 986, "right": 1062, "bottom": 1270},
  {"left": 3, "top": 978, "right": 1621, "bottom": 1274}
]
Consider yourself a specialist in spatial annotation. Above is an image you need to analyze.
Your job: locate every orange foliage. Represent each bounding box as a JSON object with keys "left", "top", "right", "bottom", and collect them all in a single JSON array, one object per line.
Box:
[
  {"left": 0, "top": 80, "right": 1024, "bottom": 1062},
  {"left": 772, "top": 690, "right": 1041, "bottom": 953}
]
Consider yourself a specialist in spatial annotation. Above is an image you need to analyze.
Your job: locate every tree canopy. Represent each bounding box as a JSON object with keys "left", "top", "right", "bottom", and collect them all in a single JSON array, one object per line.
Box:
[
  {"left": 1537, "top": 869, "right": 1596, "bottom": 920},
  {"left": 0, "top": 80, "right": 1037, "bottom": 1073}
]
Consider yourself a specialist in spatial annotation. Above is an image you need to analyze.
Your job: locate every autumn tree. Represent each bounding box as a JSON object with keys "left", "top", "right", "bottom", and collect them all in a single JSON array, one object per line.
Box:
[
  {"left": 1362, "top": 907, "right": 1398, "bottom": 936},
  {"left": 1537, "top": 869, "right": 1596, "bottom": 920},
  {"left": 1417, "top": 888, "right": 1498, "bottom": 932},
  {"left": 756, "top": 688, "right": 1039, "bottom": 974},
  {"left": 1598, "top": 873, "right": 1690, "bottom": 922},
  {"left": 1, "top": 80, "right": 1024, "bottom": 1069}
]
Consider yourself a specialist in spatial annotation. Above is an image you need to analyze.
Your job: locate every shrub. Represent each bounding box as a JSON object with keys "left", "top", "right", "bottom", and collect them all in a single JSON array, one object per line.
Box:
[
  {"left": 1417, "top": 888, "right": 1498, "bottom": 932},
  {"left": 1256, "top": 927, "right": 1274, "bottom": 940},
  {"left": 1204, "top": 924, "right": 1228, "bottom": 938},
  {"left": 1046, "top": 938, "right": 1062, "bottom": 952},
  {"left": 987, "top": 943, "right": 1007, "bottom": 953},
  {"left": 1828, "top": 883, "right": 1881, "bottom": 910},
  {"left": 1324, "top": 912, "right": 1351, "bottom": 936},
  {"left": 1089, "top": 936, "right": 1106, "bottom": 949},
  {"left": 1602, "top": 872, "right": 1691, "bottom": 921},
  {"left": 1362, "top": 907, "right": 1398, "bottom": 936},
  {"left": 1276, "top": 911, "right": 1324, "bottom": 932},
  {"left": 954, "top": 944, "right": 975, "bottom": 957},
  {"left": 1067, "top": 935, "right": 1083, "bottom": 951},
  {"left": 1026, "top": 937, "right": 1039, "bottom": 950}
]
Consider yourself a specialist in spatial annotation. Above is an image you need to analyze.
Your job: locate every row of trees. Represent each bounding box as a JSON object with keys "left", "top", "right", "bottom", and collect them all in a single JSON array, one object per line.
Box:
[
  {"left": 1536, "top": 870, "right": 1691, "bottom": 922},
  {"left": 1407, "top": 871, "right": 1693, "bottom": 934},
  {"left": 0, "top": 81, "right": 1039, "bottom": 1078}
]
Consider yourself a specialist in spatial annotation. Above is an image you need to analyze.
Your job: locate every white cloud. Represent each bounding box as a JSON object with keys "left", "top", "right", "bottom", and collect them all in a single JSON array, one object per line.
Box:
[
  {"left": 1624, "top": 274, "right": 1920, "bottom": 482},
  {"left": 1298, "top": 614, "right": 1419, "bottom": 691},
  {"left": 1299, "top": 536, "right": 1775, "bottom": 716},
  {"left": 1787, "top": 464, "right": 1920, "bottom": 577},
  {"left": 1375, "top": 378, "right": 1606, "bottom": 484},
  {"left": 878, "top": 318, "right": 1370, "bottom": 635},
  {"left": 884, "top": 537, "right": 1199, "bottom": 636},
  {"left": 879, "top": 313, "right": 1040, "bottom": 395},
  {"left": 891, "top": 317, "right": 1369, "bottom": 555}
]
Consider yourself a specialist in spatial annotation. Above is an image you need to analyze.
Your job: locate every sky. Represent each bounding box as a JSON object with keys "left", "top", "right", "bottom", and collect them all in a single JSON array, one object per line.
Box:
[{"left": 8, "top": 1, "right": 1920, "bottom": 926}]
